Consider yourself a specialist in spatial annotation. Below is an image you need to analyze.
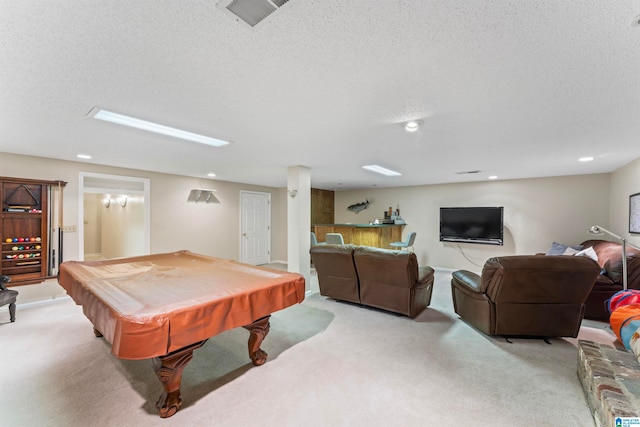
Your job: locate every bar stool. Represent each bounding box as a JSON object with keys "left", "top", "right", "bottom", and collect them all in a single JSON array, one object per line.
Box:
[
  {"left": 390, "top": 232, "right": 417, "bottom": 252},
  {"left": 325, "top": 233, "right": 345, "bottom": 245}
]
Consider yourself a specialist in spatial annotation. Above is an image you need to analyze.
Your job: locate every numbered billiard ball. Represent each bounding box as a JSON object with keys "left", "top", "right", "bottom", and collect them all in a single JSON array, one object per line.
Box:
[
  {"left": 5, "top": 238, "right": 12, "bottom": 243},
  {"left": 35, "top": 237, "right": 41, "bottom": 242},
  {"left": 11, "top": 246, "right": 18, "bottom": 251},
  {"left": 12, "top": 238, "right": 18, "bottom": 242}
]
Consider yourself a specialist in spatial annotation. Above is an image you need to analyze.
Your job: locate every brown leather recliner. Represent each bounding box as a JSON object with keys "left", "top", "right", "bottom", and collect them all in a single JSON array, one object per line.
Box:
[
  {"left": 353, "top": 246, "right": 434, "bottom": 318},
  {"left": 310, "top": 244, "right": 361, "bottom": 304},
  {"left": 451, "top": 255, "right": 600, "bottom": 338}
]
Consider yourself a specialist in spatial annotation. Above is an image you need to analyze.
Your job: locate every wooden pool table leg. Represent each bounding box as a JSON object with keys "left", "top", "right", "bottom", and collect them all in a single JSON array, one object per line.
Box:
[
  {"left": 243, "top": 315, "right": 271, "bottom": 366},
  {"left": 154, "top": 340, "right": 207, "bottom": 418}
]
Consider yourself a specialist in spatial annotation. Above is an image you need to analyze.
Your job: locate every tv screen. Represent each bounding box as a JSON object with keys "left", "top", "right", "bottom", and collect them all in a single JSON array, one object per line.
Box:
[{"left": 439, "top": 207, "right": 504, "bottom": 245}]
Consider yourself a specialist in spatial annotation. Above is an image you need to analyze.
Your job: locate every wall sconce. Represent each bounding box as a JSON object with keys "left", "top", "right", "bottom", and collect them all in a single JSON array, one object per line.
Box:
[
  {"left": 288, "top": 189, "right": 298, "bottom": 199},
  {"left": 188, "top": 189, "right": 219, "bottom": 204},
  {"left": 102, "top": 195, "right": 127, "bottom": 208}
]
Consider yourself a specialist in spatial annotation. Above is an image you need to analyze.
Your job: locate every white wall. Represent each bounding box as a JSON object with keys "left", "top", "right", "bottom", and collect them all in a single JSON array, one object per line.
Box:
[
  {"left": 610, "top": 157, "right": 640, "bottom": 249},
  {"left": 101, "top": 195, "right": 145, "bottom": 259},
  {"left": 334, "top": 174, "right": 611, "bottom": 272},
  {"left": 83, "top": 194, "right": 102, "bottom": 255},
  {"left": 4, "top": 149, "right": 637, "bottom": 303},
  {"left": 0, "top": 152, "right": 288, "bottom": 303}
]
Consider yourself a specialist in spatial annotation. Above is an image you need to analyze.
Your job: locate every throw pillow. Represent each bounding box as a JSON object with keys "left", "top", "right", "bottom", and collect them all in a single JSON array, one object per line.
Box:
[
  {"left": 545, "top": 241, "right": 583, "bottom": 256},
  {"left": 574, "top": 246, "right": 598, "bottom": 262},
  {"left": 562, "top": 247, "right": 580, "bottom": 256}
]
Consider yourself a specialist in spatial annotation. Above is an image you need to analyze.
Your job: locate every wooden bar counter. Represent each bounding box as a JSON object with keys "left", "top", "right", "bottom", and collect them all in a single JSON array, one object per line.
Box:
[{"left": 314, "top": 224, "right": 405, "bottom": 249}]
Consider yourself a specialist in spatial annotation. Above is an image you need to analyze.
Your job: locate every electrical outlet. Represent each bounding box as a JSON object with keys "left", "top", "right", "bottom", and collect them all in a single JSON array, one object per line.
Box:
[{"left": 61, "top": 225, "right": 77, "bottom": 233}]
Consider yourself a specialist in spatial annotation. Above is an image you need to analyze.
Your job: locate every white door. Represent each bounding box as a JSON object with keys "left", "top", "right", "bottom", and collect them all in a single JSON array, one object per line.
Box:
[{"left": 240, "top": 191, "right": 270, "bottom": 265}]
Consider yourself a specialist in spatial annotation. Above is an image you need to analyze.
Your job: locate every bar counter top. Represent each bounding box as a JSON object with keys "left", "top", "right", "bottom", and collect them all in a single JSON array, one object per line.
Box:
[
  {"left": 313, "top": 223, "right": 405, "bottom": 248},
  {"left": 314, "top": 223, "right": 404, "bottom": 227}
]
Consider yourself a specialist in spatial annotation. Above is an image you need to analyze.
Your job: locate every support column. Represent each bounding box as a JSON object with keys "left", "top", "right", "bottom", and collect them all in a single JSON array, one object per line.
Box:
[{"left": 287, "top": 166, "right": 311, "bottom": 289}]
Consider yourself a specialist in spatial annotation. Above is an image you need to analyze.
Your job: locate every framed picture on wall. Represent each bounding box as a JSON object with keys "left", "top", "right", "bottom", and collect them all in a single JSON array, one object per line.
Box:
[{"left": 630, "top": 193, "right": 640, "bottom": 234}]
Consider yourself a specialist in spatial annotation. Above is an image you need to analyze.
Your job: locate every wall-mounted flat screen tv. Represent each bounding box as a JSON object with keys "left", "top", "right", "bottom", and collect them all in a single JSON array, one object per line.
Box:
[{"left": 440, "top": 206, "right": 504, "bottom": 245}]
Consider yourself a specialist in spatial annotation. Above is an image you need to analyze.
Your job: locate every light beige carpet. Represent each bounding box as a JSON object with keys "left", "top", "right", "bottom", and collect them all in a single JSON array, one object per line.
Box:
[{"left": 0, "top": 269, "right": 616, "bottom": 426}]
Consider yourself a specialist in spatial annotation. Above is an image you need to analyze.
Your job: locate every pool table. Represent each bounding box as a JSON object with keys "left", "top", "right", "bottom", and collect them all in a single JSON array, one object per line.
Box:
[{"left": 58, "top": 250, "right": 305, "bottom": 418}]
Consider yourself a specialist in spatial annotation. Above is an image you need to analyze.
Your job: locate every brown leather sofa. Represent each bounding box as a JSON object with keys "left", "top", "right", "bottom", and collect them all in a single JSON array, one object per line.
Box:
[
  {"left": 310, "top": 245, "right": 435, "bottom": 318},
  {"left": 450, "top": 255, "right": 600, "bottom": 338},
  {"left": 581, "top": 239, "right": 640, "bottom": 320}
]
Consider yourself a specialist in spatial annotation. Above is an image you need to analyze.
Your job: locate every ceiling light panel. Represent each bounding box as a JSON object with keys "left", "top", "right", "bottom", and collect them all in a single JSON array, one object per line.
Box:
[
  {"left": 362, "top": 165, "right": 402, "bottom": 176},
  {"left": 88, "top": 107, "right": 230, "bottom": 147}
]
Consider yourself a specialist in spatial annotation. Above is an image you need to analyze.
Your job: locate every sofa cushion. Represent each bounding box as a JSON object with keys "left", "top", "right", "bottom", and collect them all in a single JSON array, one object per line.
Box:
[
  {"left": 353, "top": 246, "right": 434, "bottom": 317},
  {"left": 582, "top": 239, "right": 640, "bottom": 283},
  {"left": 310, "top": 244, "right": 360, "bottom": 304}
]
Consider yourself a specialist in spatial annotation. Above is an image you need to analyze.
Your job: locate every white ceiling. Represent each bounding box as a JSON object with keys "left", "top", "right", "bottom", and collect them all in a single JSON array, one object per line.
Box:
[{"left": 1, "top": 1, "right": 640, "bottom": 190}]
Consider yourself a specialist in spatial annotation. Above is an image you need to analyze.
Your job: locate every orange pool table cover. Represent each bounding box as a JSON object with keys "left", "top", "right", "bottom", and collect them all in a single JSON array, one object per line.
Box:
[{"left": 58, "top": 251, "right": 306, "bottom": 360}]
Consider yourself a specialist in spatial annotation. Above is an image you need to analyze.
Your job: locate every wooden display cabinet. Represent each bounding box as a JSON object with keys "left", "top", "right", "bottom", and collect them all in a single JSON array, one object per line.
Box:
[{"left": 1, "top": 177, "right": 65, "bottom": 285}]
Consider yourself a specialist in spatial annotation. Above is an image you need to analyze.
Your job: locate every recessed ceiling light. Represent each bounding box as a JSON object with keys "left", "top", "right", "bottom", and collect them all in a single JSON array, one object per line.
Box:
[
  {"left": 88, "top": 107, "right": 231, "bottom": 147},
  {"left": 76, "top": 154, "right": 92, "bottom": 159},
  {"left": 488, "top": 175, "right": 498, "bottom": 180},
  {"left": 579, "top": 156, "right": 594, "bottom": 162},
  {"left": 632, "top": 15, "right": 640, "bottom": 27},
  {"left": 362, "top": 164, "right": 402, "bottom": 176},
  {"left": 207, "top": 172, "right": 216, "bottom": 177},
  {"left": 405, "top": 120, "right": 422, "bottom": 132}
]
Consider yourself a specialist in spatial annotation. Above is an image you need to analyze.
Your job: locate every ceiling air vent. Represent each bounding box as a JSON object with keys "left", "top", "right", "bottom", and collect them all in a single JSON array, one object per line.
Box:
[{"left": 217, "top": 0, "right": 291, "bottom": 28}]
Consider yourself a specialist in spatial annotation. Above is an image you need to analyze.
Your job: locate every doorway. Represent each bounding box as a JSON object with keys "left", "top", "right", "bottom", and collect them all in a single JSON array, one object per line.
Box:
[
  {"left": 79, "top": 172, "right": 150, "bottom": 261},
  {"left": 240, "top": 191, "right": 271, "bottom": 265}
]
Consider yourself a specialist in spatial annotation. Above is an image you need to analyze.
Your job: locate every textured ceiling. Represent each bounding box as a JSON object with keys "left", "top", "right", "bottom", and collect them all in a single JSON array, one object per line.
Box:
[{"left": 1, "top": 1, "right": 640, "bottom": 190}]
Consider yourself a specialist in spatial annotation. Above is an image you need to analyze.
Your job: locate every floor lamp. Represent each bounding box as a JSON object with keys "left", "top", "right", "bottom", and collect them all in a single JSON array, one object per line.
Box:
[{"left": 588, "top": 225, "right": 640, "bottom": 291}]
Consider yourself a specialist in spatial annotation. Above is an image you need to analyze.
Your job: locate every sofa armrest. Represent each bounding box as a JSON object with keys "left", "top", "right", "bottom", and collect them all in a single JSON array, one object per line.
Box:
[
  {"left": 451, "top": 270, "right": 482, "bottom": 293},
  {"left": 417, "top": 266, "right": 435, "bottom": 285},
  {"left": 0, "top": 275, "right": 10, "bottom": 291}
]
